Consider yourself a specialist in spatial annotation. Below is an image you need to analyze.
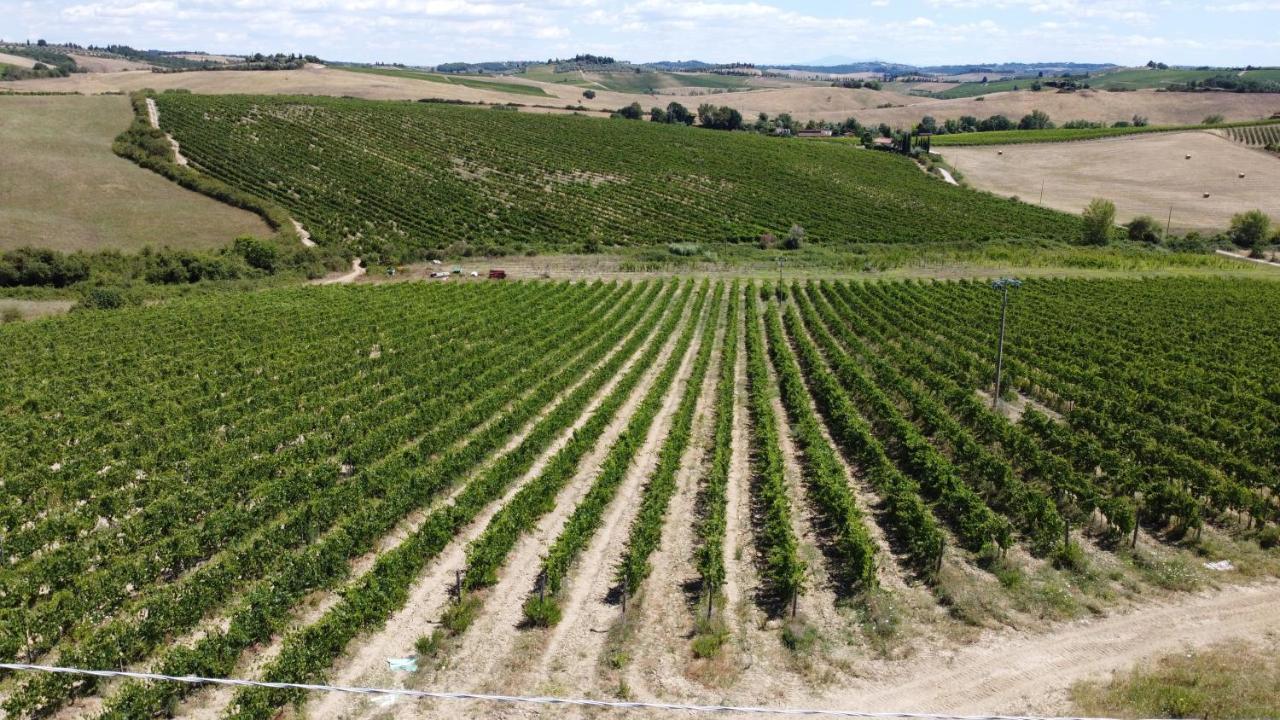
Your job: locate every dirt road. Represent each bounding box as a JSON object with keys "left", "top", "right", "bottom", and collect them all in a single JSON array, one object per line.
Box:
[
  {"left": 834, "top": 579, "right": 1280, "bottom": 716},
  {"left": 313, "top": 258, "right": 366, "bottom": 285}
]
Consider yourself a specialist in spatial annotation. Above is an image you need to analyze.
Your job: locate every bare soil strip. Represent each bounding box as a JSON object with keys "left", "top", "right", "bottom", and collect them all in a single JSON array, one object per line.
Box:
[
  {"left": 782, "top": 307, "right": 915, "bottom": 593},
  {"left": 623, "top": 296, "right": 727, "bottom": 701},
  {"left": 754, "top": 300, "right": 846, "bottom": 637},
  {"left": 303, "top": 291, "right": 668, "bottom": 720},
  {"left": 384, "top": 293, "right": 695, "bottom": 719},
  {"left": 523, "top": 287, "right": 714, "bottom": 696}
]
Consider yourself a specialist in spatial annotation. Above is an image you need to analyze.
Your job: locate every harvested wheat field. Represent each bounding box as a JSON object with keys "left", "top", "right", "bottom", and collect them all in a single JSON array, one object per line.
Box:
[
  {"left": 0, "top": 94, "right": 270, "bottom": 252},
  {"left": 940, "top": 131, "right": 1280, "bottom": 231},
  {"left": 66, "top": 53, "right": 152, "bottom": 72},
  {"left": 0, "top": 51, "right": 37, "bottom": 68},
  {"left": 825, "top": 88, "right": 1280, "bottom": 127},
  {"left": 14, "top": 66, "right": 654, "bottom": 114}
]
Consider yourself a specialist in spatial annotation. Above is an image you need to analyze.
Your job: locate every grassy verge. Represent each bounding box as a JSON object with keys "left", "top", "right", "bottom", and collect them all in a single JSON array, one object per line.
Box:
[
  {"left": 1071, "top": 638, "right": 1280, "bottom": 719},
  {"left": 931, "top": 119, "right": 1280, "bottom": 147}
]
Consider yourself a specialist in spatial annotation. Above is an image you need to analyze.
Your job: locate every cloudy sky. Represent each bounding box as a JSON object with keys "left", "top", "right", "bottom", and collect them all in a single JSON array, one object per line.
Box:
[{"left": 3, "top": 0, "right": 1278, "bottom": 67}]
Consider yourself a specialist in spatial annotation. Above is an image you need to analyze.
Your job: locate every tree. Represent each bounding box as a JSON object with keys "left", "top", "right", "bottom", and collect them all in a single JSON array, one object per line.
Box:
[
  {"left": 784, "top": 224, "right": 805, "bottom": 250},
  {"left": 666, "top": 101, "right": 694, "bottom": 125},
  {"left": 979, "top": 114, "right": 1014, "bottom": 131},
  {"left": 616, "top": 102, "right": 644, "bottom": 120},
  {"left": 1228, "top": 209, "right": 1272, "bottom": 250},
  {"left": 582, "top": 89, "right": 596, "bottom": 99},
  {"left": 697, "top": 104, "right": 743, "bottom": 130},
  {"left": 1081, "top": 199, "right": 1116, "bottom": 245},
  {"left": 776, "top": 112, "right": 794, "bottom": 130},
  {"left": 650, "top": 106, "right": 667, "bottom": 123},
  {"left": 917, "top": 115, "right": 937, "bottom": 134},
  {"left": 1126, "top": 215, "right": 1161, "bottom": 243},
  {"left": 1018, "top": 109, "right": 1054, "bottom": 130},
  {"left": 1131, "top": 114, "right": 1149, "bottom": 127}
]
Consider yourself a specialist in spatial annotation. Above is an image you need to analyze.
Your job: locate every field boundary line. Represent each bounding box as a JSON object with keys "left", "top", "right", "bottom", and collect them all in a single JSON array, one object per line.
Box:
[{"left": 0, "top": 662, "right": 1143, "bottom": 720}]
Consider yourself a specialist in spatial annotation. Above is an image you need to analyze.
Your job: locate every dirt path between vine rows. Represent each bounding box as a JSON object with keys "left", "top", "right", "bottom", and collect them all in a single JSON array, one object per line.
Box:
[
  {"left": 388, "top": 292, "right": 694, "bottom": 719},
  {"left": 622, "top": 295, "right": 725, "bottom": 703},
  {"left": 304, "top": 289, "right": 666, "bottom": 720},
  {"left": 144, "top": 97, "right": 189, "bottom": 166},
  {"left": 523, "top": 290, "right": 713, "bottom": 697}
]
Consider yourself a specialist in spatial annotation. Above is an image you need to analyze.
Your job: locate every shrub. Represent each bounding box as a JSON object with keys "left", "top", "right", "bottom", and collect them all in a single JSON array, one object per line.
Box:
[
  {"left": 0, "top": 247, "right": 91, "bottom": 288},
  {"left": 758, "top": 232, "right": 777, "bottom": 249},
  {"left": 1203, "top": 114, "right": 1224, "bottom": 125},
  {"left": 1228, "top": 209, "right": 1271, "bottom": 249},
  {"left": 77, "top": 286, "right": 129, "bottom": 311},
  {"left": 233, "top": 235, "right": 279, "bottom": 272},
  {"left": 780, "top": 617, "right": 818, "bottom": 652},
  {"left": 784, "top": 224, "right": 805, "bottom": 250},
  {"left": 1, "top": 308, "right": 22, "bottom": 324},
  {"left": 1126, "top": 215, "right": 1162, "bottom": 243},
  {"left": 1081, "top": 198, "right": 1116, "bottom": 245},
  {"left": 582, "top": 89, "right": 595, "bottom": 100},
  {"left": 521, "top": 596, "right": 562, "bottom": 627}
]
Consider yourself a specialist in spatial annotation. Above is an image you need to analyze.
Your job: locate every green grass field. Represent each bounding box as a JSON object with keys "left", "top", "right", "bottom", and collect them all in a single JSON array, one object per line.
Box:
[
  {"left": 930, "top": 119, "right": 1280, "bottom": 146},
  {"left": 335, "top": 65, "right": 553, "bottom": 97},
  {"left": 152, "top": 93, "right": 1081, "bottom": 263},
  {"left": 0, "top": 95, "right": 270, "bottom": 253}
]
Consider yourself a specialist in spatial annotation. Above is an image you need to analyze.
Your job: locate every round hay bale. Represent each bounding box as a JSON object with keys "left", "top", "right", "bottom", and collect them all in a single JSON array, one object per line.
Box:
[
  {"left": 1203, "top": 192, "right": 1211, "bottom": 198},
  {"left": 1239, "top": 172, "right": 1246, "bottom": 178},
  {"left": 1185, "top": 154, "right": 1192, "bottom": 160},
  {"left": 997, "top": 150, "right": 1003, "bottom": 156}
]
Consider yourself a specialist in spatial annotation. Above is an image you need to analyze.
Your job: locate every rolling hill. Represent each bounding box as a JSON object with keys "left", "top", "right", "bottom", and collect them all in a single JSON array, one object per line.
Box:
[
  {"left": 149, "top": 92, "right": 1079, "bottom": 263},
  {"left": 0, "top": 94, "right": 270, "bottom": 253}
]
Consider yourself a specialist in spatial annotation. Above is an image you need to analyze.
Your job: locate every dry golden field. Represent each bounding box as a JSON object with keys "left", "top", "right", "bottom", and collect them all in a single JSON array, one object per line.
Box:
[
  {"left": 939, "top": 131, "right": 1280, "bottom": 232},
  {"left": 0, "top": 94, "right": 270, "bottom": 253}
]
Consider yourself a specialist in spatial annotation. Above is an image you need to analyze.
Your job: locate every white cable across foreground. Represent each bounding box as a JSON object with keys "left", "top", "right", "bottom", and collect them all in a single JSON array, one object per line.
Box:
[{"left": 0, "top": 662, "right": 1137, "bottom": 720}]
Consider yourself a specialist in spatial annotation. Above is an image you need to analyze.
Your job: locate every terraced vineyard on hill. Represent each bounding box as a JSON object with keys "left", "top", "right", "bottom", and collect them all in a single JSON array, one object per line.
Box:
[
  {"left": 149, "top": 93, "right": 1079, "bottom": 263},
  {"left": 1, "top": 277, "right": 1277, "bottom": 719}
]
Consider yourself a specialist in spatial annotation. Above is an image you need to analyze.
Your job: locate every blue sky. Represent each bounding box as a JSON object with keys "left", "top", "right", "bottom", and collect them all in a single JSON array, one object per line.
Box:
[{"left": 3, "top": 0, "right": 1278, "bottom": 67}]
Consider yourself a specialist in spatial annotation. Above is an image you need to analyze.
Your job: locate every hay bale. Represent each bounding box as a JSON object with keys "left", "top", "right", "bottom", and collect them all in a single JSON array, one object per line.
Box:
[
  {"left": 1203, "top": 192, "right": 1211, "bottom": 198},
  {"left": 1185, "top": 154, "right": 1192, "bottom": 159},
  {"left": 1239, "top": 172, "right": 1246, "bottom": 178}
]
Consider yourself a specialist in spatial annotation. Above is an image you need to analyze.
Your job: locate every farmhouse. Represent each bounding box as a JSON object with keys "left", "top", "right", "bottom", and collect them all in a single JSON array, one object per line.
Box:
[{"left": 796, "top": 128, "right": 833, "bottom": 138}]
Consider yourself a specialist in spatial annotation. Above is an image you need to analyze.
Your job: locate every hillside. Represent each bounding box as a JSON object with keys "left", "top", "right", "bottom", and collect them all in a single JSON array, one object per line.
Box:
[
  {"left": 1, "top": 278, "right": 1277, "bottom": 720},
  {"left": 0, "top": 94, "right": 270, "bottom": 253},
  {"left": 149, "top": 93, "right": 1077, "bottom": 263}
]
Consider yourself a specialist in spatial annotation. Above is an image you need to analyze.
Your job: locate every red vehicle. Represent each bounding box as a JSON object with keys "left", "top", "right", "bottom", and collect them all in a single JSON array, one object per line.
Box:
[{"left": 488, "top": 269, "right": 507, "bottom": 280}]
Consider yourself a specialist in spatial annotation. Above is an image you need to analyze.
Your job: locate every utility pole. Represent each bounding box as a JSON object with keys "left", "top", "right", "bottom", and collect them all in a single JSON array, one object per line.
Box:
[
  {"left": 1038, "top": 179, "right": 1045, "bottom": 205},
  {"left": 990, "top": 278, "right": 1022, "bottom": 410},
  {"left": 1164, "top": 206, "right": 1173, "bottom": 243}
]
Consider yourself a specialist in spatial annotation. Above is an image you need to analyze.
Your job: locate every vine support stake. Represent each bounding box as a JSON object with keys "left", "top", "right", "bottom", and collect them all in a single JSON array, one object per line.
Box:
[
  {"left": 990, "top": 277, "right": 1021, "bottom": 411},
  {"left": 538, "top": 570, "right": 546, "bottom": 603}
]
